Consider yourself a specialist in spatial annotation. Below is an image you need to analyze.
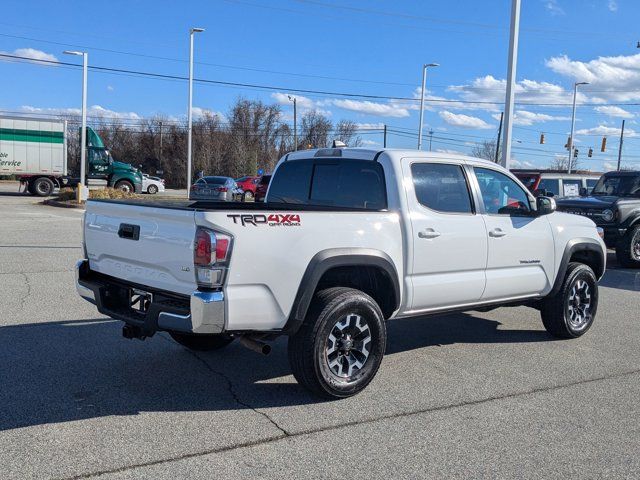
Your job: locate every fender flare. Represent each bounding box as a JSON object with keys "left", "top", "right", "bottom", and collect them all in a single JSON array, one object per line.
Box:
[
  {"left": 549, "top": 238, "right": 605, "bottom": 296},
  {"left": 283, "top": 248, "right": 400, "bottom": 334}
]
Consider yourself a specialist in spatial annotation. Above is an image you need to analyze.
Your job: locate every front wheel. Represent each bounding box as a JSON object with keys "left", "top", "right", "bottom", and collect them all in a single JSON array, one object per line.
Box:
[
  {"left": 616, "top": 225, "right": 640, "bottom": 268},
  {"left": 540, "top": 263, "right": 598, "bottom": 339},
  {"left": 147, "top": 184, "right": 158, "bottom": 195},
  {"left": 288, "top": 287, "right": 386, "bottom": 399},
  {"left": 169, "top": 332, "right": 234, "bottom": 351},
  {"left": 114, "top": 180, "right": 134, "bottom": 193},
  {"left": 33, "top": 177, "right": 55, "bottom": 197}
]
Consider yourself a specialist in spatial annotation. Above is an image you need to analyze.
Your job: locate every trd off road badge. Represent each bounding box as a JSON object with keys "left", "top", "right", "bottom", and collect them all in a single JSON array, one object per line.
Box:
[{"left": 227, "top": 214, "right": 301, "bottom": 227}]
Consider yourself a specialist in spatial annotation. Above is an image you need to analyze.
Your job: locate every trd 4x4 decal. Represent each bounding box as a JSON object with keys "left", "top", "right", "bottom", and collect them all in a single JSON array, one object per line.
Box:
[{"left": 227, "top": 214, "right": 301, "bottom": 227}]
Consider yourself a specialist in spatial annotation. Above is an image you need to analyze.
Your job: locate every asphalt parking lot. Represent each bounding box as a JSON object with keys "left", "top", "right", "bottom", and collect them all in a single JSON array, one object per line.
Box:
[{"left": 1, "top": 181, "right": 639, "bottom": 479}]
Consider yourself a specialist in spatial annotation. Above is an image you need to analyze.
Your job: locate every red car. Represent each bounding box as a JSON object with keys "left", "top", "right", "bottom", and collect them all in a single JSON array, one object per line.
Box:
[
  {"left": 254, "top": 174, "right": 272, "bottom": 202},
  {"left": 235, "top": 176, "right": 260, "bottom": 200}
]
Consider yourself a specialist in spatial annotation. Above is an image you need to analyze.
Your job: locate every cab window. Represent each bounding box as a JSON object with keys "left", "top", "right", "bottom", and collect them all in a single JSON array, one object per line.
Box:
[
  {"left": 538, "top": 178, "right": 560, "bottom": 197},
  {"left": 411, "top": 163, "right": 474, "bottom": 214},
  {"left": 474, "top": 167, "right": 532, "bottom": 215}
]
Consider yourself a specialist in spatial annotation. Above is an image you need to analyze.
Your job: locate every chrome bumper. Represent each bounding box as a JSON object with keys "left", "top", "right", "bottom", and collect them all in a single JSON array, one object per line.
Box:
[{"left": 75, "top": 260, "right": 225, "bottom": 334}]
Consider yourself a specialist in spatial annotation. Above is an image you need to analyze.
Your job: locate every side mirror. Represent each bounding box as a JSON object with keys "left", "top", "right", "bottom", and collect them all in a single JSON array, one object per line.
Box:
[
  {"left": 579, "top": 187, "right": 588, "bottom": 197},
  {"left": 536, "top": 196, "right": 557, "bottom": 216}
]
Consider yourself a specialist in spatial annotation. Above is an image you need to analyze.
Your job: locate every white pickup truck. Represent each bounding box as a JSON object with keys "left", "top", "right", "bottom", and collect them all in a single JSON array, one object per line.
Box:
[{"left": 76, "top": 148, "right": 606, "bottom": 398}]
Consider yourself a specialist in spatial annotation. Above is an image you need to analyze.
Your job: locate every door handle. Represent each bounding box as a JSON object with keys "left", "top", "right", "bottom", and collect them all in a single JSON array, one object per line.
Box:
[
  {"left": 418, "top": 228, "right": 441, "bottom": 239},
  {"left": 489, "top": 228, "right": 507, "bottom": 238}
]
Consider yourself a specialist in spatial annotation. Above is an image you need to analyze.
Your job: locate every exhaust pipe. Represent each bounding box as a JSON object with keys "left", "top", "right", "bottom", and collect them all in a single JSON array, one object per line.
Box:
[{"left": 239, "top": 336, "right": 271, "bottom": 355}]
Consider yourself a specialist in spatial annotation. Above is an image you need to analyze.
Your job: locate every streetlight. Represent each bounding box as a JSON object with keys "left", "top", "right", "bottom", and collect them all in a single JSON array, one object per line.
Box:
[
  {"left": 187, "top": 27, "right": 205, "bottom": 196},
  {"left": 567, "top": 81, "right": 589, "bottom": 174},
  {"left": 63, "top": 50, "right": 88, "bottom": 203},
  {"left": 288, "top": 95, "right": 297, "bottom": 151},
  {"left": 417, "top": 63, "right": 439, "bottom": 150}
]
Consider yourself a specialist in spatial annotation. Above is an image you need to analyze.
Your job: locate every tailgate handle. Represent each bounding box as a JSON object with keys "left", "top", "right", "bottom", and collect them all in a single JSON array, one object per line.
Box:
[{"left": 118, "top": 223, "right": 140, "bottom": 241}]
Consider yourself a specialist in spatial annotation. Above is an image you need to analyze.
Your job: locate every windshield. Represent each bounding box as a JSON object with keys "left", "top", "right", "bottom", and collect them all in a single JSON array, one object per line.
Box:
[
  {"left": 514, "top": 174, "right": 538, "bottom": 190},
  {"left": 591, "top": 174, "right": 640, "bottom": 196}
]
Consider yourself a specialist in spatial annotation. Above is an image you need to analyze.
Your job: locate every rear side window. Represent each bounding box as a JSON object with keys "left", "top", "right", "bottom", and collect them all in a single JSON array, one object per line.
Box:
[
  {"left": 267, "top": 159, "right": 386, "bottom": 209},
  {"left": 411, "top": 163, "right": 473, "bottom": 214},
  {"left": 538, "top": 178, "right": 560, "bottom": 197}
]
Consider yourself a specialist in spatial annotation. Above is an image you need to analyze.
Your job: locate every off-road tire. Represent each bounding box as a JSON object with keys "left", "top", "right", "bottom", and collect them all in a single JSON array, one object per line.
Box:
[
  {"left": 616, "top": 225, "right": 640, "bottom": 268},
  {"left": 242, "top": 191, "right": 254, "bottom": 202},
  {"left": 147, "top": 184, "right": 158, "bottom": 194},
  {"left": 33, "top": 177, "right": 55, "bottom": 197},
  {"left": 115, "top": 180, "right": 134, "bottom": 193},
  {"left": 169, "top": 332, "right": 234, "bottom": 351},
  {"left": 540, "top": 262, "right": 598, "bottom": 339},
  {"left": 288, "top": 287, "right": 386, "bottom": 399}
]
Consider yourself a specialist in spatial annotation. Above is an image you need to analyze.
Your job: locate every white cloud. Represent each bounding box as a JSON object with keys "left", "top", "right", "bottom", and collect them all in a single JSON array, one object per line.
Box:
[
  {"left": 544, "top": 0, "right": 565, "bottom": 15},
  {"left": 331, "top": 99, "right": 410, "bottom": 118},
  {"left": 270, "top": 92, "right": 315, "bottom": 109},
  {"left": 435, "top": 148, "right": 465, "bottom": 155},
  {"left": 546, "top": 53, "right": 640, "bottom": 102},
  {"left": 361, "top": 140, "right": 380, "bottom": 146},
  {"left": 439, "top": 111, "right": 493, "bottom": 129},
  {"left": 20, "top": 105, "right": 142, "bottom": 120},
  {"left": 511, "top": 159, "right": 536, "bottom": 168},
  {"left": 191, "top": 107, "right": 226, "bottom": 121},
  {"left": 608, "top": 0, "right": 618, "bottom": 12},
  {"left": 0, "top": 48, "right": 58, "bottom": 66},
  {"left": 575, "top": 124, "right": 637, "bottom": 137},
  {"left": 106, "top": 85, "right": 115, "bottom": 92},
  {"left": 355, "top": 122, "right": 385, "bottom": 130},
  {"left": 492, "top": 110, "right": 570, "bottom": 126},
  {"left": 594, "top": 105, "right": 634, "bottom": 118}
]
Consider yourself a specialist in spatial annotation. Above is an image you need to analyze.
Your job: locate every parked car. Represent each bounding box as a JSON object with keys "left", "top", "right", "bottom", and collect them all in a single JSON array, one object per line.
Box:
[
  {"left": 254, "top": 174, "right": 271, "bottom": 202},
  {"left": 556, "top": 170, "right": 640, "bottom": 267},
  {"left": 77, "top": 148, "right": 605, "bottom": 399},
  {"left": 512, "top": 170, "right": 601, "bottom": 198},
  {"left": 235, "top": 175, "right": 260, "bottom": 201},
  {"left": 142, "top": 174, "right": 165, "bottom": 194},
  {"left": 190, "top": 176, "right": 240, "bottom": 202}
]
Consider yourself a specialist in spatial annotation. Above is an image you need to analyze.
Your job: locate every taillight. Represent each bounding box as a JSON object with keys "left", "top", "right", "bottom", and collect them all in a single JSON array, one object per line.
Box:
[
  {"left": 216, "top": 187, "right": 228, "bottom": 192},
  {"left": 193, "top": 227, "right": 232, "bottom": 288}
]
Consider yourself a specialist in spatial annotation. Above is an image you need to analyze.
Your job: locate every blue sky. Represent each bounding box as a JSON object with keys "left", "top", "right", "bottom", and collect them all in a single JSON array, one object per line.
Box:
[{"left": 1, "top": 0, "right": 639, "bottom": 171}]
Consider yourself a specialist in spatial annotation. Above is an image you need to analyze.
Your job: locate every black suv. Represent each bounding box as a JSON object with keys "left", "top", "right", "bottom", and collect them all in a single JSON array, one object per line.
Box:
[{"left": 556, "top": 171, "right": 640, "bottom": 267}]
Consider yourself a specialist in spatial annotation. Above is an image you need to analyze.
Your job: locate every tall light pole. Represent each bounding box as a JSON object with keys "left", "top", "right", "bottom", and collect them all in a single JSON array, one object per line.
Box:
[
  {"left": 567, "top": 81, "right": 589, "bottom": 174},
  {"left": 288, "top": 95, "right": 297, "bottom": 151},
  {"left": 63, "top": 50, "right": 88, "bottom": 202},
  {"left": 501, "top": 0, "right": 521, "bottom": 168},
  {"left": 417, "top": 63, "right": 439, "bottom": 150},
  {"left": 187, "top": 27, "right": 204, "bottom": 195}
]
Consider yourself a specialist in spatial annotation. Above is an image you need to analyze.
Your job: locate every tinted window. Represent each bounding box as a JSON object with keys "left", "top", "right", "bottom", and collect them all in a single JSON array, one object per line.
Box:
[
  {"left": 204, "top": 177, "right": 226, "bottom": 185},
  {"left": 267, "top": 159, "right": 386, "bottom": 209},
  {"left": 411, "top": 163, "right": 473, "bottom": 214},
  {"left": 475, "top": 167, "right": 531, "bottom": 215},
  {"left": 586, "top": 179, "right": 598, "bottom": 193},
  {"left": 235, "top": 176, "right": 250, "bottom": 182},
  {"left": 267, "top": 163, "right": 312, "bottom": 204},
  {"left": 538, "top": 178, "right": 560, "bottom": 197}
]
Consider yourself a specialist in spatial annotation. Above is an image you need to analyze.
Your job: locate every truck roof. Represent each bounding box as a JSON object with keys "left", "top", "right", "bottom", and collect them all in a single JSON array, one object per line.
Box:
[{"left": 283, "top": 147, "right": 500, "bottom": 167}]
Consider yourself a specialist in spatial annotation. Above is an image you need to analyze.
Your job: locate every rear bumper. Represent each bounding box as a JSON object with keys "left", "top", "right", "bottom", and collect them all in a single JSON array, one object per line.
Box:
[{"left": 75, "top": 260, "right": 225, "bottom": 335}]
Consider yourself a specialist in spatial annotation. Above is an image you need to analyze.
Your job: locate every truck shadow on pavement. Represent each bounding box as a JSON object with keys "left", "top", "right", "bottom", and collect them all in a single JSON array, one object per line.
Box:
[{"left": 0, "top": 312, "right": 555, "bottom": 431}]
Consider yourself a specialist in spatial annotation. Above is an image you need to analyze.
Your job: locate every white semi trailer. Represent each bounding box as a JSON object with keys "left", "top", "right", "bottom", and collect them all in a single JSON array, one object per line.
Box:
[{"left": 0, "top": 115, "right": 72, "bottom": 196}]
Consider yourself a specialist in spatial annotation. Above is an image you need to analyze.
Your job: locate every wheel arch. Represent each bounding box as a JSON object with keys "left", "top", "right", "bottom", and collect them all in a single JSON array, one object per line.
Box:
[
  {"left": 284, "top": 248, "right": 400, "bottom": 334},
  {"left": 549, "top": 238, "right": 605, "bottom": 296}
]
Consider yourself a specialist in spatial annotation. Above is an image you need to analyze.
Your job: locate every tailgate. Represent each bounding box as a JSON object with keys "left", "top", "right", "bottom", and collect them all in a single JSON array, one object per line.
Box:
[{"left": 84, "top": 201, "right": 197, "bottom": 295}]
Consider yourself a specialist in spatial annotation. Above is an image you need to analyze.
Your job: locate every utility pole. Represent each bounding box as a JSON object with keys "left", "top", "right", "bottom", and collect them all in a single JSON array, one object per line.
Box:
[
  {"left": 428, "top": 130, "right": 434, "bottom": 151},
  {"left": 417, "top": 63, "right": 439, "bottom": 150},
  {"left": 158, "top": 120, "right": 163, "bottom": 174},
  {"left": 495, "top": 111, "right": 504, "bottom": 163},
  {"left": 187, "top": 27, "right": 204, "bottom": 195},
  {"left": 383, "top": 124, "right": 387, "bottom": 148},
  {"left": 567, "top": 81, "right": 589, "bottom": 174},
  {"left": 617, "top": 119, "right": 626, "bottom": 171},
  {"left": 501, "top": 0, "right": 520, "bottom": 168},
  {"left": 288, "top": 95, "right": 297, "bottom": 151}
]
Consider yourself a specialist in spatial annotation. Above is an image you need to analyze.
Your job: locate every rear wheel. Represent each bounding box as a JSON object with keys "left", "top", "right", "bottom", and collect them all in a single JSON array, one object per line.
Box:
[
  {"left": 242, "top": 190, "right": 254, "bottom": 202},
  {"left": 540, "top": 263, "right": 598, "bottom": 338},
  {"left": 616, "top": 225, "right": 640, "bottom": 268},
  {"left": 147, "top": 184, "right": 158, "bottom": 194},
  {"left": 32, "top": 177, "right": 55, "bottom": 197},
  {"left": 115, "top": 180, "right": 134, "bottom": 193},
  {"left": 288, "top": 287, "right": 386, "bottom": 399},
  {"left": 169, "top": 332, "right": 234, "bottom": 351}
]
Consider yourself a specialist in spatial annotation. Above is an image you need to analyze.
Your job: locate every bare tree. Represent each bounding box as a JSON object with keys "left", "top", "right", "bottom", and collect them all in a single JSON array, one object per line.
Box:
[
  {"left": 549, "top": 154, "right": 578, "bottom": 171},
  {"left": 334, "top": 119, "right": 362, "bottom": 147},
  {"left": 470, "top": 140, "right": 500, "bottom": 162},
  {"left": 300, "top": 110, "right": 332, "bottom": 149}
]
